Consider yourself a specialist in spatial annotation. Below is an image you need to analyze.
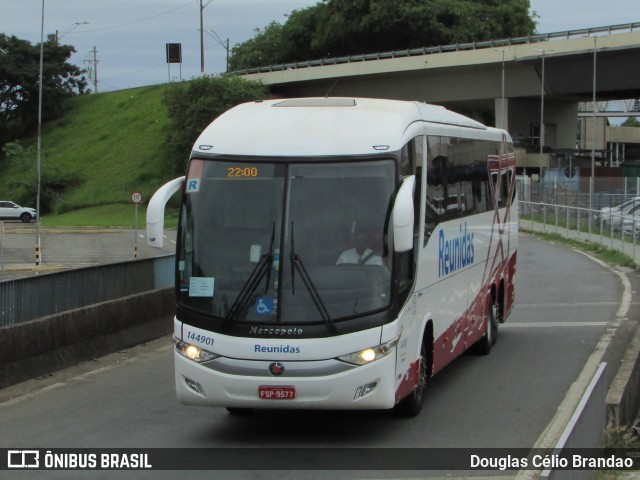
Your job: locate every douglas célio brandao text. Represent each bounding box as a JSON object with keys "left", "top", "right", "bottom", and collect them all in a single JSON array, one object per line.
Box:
[{"left": 470, "top": 453, "right": 635, "bottom": 470}]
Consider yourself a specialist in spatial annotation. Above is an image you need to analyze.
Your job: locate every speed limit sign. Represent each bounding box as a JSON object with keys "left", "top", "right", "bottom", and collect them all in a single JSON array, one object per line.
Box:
[{"left": 131, "top": 192, "right": 143, "bottom": 204}]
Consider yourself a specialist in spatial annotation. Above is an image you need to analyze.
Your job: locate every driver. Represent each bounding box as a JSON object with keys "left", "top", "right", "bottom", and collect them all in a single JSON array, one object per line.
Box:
[{"left": 336, "top": 232, "right": 383, "bottom": 266}]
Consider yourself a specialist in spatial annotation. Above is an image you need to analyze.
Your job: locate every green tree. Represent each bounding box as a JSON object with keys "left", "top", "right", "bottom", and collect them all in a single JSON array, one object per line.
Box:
[
  {"left": 621, "top": 117, "right": 640, "bottom": 128},
  {"left": 228, "top": 22, "right": 285, "bottom": 71},
  {"left": 229, "top": 0, "right": 537, "bottom": 71},
  {"left": 163, "top": 75, "right": 269, "bottom": 173},
  {"left": 0, "top": 34, "right": 88, "bottom": 150},
  {"left": 2, "top": 140, "right": 79, "bottom": 213}
]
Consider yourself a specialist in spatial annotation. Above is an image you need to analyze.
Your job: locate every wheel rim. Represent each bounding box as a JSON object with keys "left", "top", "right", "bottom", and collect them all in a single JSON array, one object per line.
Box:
[
  {"left": 487, "top": 300, "right": 496, "bottom": 342},
  {"left": 415, "top": 346, "right": 428, "bottom": 400}
]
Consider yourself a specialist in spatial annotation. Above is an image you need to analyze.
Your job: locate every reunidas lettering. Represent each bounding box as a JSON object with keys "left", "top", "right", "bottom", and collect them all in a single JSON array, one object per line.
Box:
[
  {"left": 254, "top": 344, "right": 301, "bottom": 354},
  {"left": 249, "top": 326, "right": 303, "bottom": 336},
  {"left": 438, "top": 222, "right": 475, "bottom": 277}
]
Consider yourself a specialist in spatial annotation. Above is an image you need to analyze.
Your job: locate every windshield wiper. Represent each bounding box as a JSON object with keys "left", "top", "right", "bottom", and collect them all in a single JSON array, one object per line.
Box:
[
  {"left": 223, "top": 223, "right": 275, "bottom": 330},
  {"left": 290, "top": 222, "right": 337, "bottom": 334}
]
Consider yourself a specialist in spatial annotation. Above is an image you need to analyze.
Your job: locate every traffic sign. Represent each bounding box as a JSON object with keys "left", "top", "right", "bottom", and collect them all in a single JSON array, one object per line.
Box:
[{"left": 131, "top": 192, "right": 143, "bottom": 204}]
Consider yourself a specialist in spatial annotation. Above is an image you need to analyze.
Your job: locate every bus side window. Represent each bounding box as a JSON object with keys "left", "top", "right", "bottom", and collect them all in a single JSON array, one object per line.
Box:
[{"left": 425, "top": 137, "right": 447, "bottom": 246}]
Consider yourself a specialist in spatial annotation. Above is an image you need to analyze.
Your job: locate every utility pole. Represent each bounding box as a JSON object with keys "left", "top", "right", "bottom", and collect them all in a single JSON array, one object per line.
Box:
[
  {"left": 534, "top": 48, "right": 554, "bottom": 179},
  {"left": 590, "top": 36, "right": 597, "bottom": 211},
  {"left": 200, "top": 0, "right": 213, "bottom": 74},
  {"left": 36, "top": 0, "right": 45, "bottom": 267},
  {"left": 492, "top": 48, "right": 512, "bottom": 130},
  {"left": 205, "top": 28, "right": 230, "bottom": 72},
  {"left": 84, "top": 47, "right": 99, "bottom": 93},
  {"left": 93, "top": 46, "right": 98, "bottom": 93}
]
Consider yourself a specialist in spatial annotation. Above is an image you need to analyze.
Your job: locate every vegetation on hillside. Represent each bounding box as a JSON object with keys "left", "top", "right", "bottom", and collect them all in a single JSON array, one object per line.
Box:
[
  {"left": 229, "top": 0, "right": 537, "bottom": 71},
  {"left": 0, "top": 76, "right": 270, "bottom": 223},
  {"left": 1, "top": 85, "right": 170, "bottom": 216}
]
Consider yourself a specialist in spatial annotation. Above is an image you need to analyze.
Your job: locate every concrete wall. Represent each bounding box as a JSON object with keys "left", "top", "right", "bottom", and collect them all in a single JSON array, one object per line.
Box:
[
  {"left": 606, "top": 326, "right": 640, "bottom": 432},
  {"left": 0, "top": 287, "right": 174, "bottom": 389}
]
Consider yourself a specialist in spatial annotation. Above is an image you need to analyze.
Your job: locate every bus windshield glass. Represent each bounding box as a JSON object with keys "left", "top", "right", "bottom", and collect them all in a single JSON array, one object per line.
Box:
[{"left": 177, "top": 158, "right": 396, "bottom": 326}]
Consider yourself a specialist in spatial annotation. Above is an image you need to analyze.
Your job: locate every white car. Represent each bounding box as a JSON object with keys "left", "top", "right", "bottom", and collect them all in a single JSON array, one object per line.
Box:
[
  {"left": 604, "top": 203, "right": 640, "bottom": 232},
  {"left": 597, "top": 197, "right": 640, "bottom": 226},
  {"left": 621, "top": 215, "right": 640, "bottom": 235},
  {"left": 0, "top": 200, "right": 38, "bottom": 223}
]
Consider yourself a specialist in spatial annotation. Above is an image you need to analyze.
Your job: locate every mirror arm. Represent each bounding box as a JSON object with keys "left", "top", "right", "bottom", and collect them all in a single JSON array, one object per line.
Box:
[{"left": 146, "top": 176, "right": 185, "bottom": 248}]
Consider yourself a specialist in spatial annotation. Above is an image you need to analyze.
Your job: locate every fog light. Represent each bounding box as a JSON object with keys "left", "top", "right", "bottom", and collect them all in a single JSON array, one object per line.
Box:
[
  {"left": 354, "top": 381, "right": 378, "bottom": 399},
  {"left": 185, "top": 377, "right": 205, "bottom": 396}
]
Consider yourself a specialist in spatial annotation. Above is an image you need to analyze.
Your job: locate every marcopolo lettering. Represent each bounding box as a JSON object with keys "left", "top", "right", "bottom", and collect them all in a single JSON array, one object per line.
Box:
[
  {"left": 249, "top": 326, "right": 303, "bottom": 336},
  {"left": 438, "top": 222, "right": 475, "bottom": 277}
]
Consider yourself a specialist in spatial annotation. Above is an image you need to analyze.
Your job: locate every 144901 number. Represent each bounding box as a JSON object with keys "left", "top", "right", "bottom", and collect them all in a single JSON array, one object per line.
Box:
[{"left": 186, "top": 331, "right": 215, "bottom": 346}]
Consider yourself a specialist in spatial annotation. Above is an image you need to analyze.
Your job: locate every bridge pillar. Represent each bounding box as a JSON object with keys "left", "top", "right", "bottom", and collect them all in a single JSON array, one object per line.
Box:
[{"left": 506, "top": 99, "right": 578, "bottom": 149}]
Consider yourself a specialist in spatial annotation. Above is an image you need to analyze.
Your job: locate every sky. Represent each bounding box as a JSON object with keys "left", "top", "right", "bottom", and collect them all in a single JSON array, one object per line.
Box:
[{"left": 1, "top": 0, "right": 638, "bottom": 92}]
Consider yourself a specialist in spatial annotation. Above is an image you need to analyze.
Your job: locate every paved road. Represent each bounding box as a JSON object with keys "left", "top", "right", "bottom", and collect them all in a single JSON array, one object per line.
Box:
[
  {"left": 0, "top": 221, "right": 177, "bottom": 280},
  {"left": 0, "top": 233, "right": 634, "bottom": 479}
]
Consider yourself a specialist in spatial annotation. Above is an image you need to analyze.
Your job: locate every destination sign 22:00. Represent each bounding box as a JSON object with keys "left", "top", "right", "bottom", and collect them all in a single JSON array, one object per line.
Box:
[{"left": 227, "top": 167, "right": 259, "bottom": 178}]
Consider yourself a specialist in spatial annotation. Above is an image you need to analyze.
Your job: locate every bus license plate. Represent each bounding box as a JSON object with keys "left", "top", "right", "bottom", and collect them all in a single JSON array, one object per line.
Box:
[{"left": 258, "top": 385, "right": 296, "bottom": 400}]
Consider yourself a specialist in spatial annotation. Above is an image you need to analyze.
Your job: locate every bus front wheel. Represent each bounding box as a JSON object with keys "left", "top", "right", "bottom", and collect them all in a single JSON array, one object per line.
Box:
[{"left": 395, "top": 340, "right": 429, "bottom": 417}]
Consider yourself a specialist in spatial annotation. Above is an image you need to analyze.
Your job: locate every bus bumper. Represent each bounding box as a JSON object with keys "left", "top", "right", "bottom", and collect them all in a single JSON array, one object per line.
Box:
[{"left": 174, "top": 350, "right": 398, "bottom": 410}]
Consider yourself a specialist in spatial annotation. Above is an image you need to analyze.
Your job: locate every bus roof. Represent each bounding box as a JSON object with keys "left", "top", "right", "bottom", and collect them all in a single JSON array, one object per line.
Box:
[{"left": 193, "top": 97, "right": 503, "bottom": 157}]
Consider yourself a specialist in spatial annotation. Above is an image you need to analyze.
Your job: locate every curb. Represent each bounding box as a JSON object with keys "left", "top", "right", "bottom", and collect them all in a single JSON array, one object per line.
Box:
[
  {"left": 606, "top": 323, "right": 640, "bottom": 432},
  {"left": 522, "top": 226, "right": 640, "bottom": 432}
]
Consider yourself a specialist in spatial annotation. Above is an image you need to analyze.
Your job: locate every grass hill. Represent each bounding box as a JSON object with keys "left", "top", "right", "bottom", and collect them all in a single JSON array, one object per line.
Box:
[{"left": 0, "top": 84, "right": 178, "bottom": 227}]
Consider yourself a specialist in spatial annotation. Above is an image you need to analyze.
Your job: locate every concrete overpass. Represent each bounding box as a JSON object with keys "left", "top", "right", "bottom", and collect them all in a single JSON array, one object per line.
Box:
[{"left": 240, "top": 23, "right": 640, "bottom": 160}]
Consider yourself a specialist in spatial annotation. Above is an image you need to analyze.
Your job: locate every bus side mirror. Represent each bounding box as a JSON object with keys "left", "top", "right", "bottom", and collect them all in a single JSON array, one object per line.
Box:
[
  {"left": 146, "top": 176, "right": 185, "bottom": 248},
  {"left": 393, "top": 175, "right": 415, "bottom": 253}
]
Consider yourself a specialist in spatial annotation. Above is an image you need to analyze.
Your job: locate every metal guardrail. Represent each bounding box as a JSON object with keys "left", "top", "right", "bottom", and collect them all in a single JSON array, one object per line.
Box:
[
  {"left": 519, "top": 200, "right": 640, "bottom": 264},
  {"left": 233, "top": 22, "right": 640, "bottom": 76},
  {"left": 0, "top": 255, "right": 175, "bottom": 327}
]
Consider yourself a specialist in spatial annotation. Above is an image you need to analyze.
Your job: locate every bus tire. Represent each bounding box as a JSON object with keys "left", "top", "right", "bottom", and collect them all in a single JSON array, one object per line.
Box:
[
  {"left": 475, "top": 295, "right": 498, "bottom": 355},
  {"left": 395, "top": 340, "right": 428, "bottom": 417}
]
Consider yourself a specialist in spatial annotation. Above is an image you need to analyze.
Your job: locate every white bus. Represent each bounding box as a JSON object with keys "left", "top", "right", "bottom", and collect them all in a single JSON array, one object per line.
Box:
[{"left": 147, "top": 97, "right": 517, "bottom": 416}]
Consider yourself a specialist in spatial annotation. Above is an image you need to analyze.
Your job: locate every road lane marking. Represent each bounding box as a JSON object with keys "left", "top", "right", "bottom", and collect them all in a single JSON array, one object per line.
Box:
[
  {"left": 516, "top": 249, "right": 632, "bottom": 480},
  {"left": 504, "top": 322, "right": 609, "bottom": 328},
  {"left": 516, "top": 302, "right": 618, "bottom": 308}
]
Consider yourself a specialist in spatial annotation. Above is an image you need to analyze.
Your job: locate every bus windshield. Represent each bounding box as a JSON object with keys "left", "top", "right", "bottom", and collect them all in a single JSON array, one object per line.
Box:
[{"left": 177, "top": 158, "right": 396, "bottom": 326}]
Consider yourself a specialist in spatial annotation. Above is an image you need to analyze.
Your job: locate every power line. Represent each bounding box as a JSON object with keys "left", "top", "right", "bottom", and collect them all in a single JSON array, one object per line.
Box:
[{"left": 76, "top": 0, "right": 194, "bottom": 34}]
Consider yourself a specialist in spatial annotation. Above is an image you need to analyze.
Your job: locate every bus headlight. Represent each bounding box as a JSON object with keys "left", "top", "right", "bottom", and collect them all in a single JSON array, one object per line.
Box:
[
  {"left": 338, "top": 336, "right": 399, "bottom": 366},
  {"left": 174, "top": 337, "right": 219, "bottom": 363}
]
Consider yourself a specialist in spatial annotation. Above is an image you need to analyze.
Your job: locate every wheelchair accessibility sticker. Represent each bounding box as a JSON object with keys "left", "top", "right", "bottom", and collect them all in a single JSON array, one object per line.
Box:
[{"left": 255, "top": 296, "right": 274, "bottom": 316}]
